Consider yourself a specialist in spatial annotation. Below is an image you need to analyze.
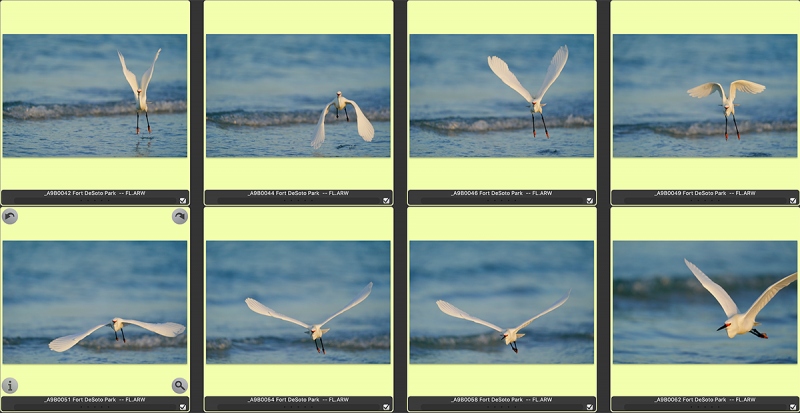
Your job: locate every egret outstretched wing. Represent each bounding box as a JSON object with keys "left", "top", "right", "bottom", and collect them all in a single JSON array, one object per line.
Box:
[
  {"left": 488, "top": 56, "right": 533, "bottom": 103},
  {"left": 117, "top": 50, "right": 140, "bottom": 99},
  {"left": 685, "top": 258, "right": 739, "bottom": 318},
  {"left": 743, "top": 272, "right": 797, "bottom": 320},
  {"left": 728, "top": 80, "right": 765, "bottom": 103},
  {"left": 533, "top": 45, "right": 568, "bottom": 101},
  {"left": 311, "top": 99, "right": 336, "bottom": 149},
  {"left": 344, "top": 99, "right": 375, "bottom": 142},
  {"left": 320, "top": 282, "right": 373, "bottom": 327},
  {"left": 49, "top": 323, "right": 109, "bottom": 352},
  {"left": 119, "top": 318, "right": 185, "bottom": 337},
  {"left": 139, "top": 48, "right": 162, "bottom": 105},
  {"left": 687, "top": 82, "right": 725, "bottom": 100},
  {"left": 245, "top": 297, "right": 312, "bottom": 329},
  {"left": 513, "top": 289, "right": 570, "bottom": 332},
  {"left": 436, "top": 300, "right": 504, "bottom": 333}
]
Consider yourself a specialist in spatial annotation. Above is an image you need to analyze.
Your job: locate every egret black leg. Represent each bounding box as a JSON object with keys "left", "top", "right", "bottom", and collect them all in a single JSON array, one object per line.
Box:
[
  {"left": 314, "top": 339, "right": 321, "bottom": 353},
  {"left": 531, "top": 113, "right": 536, "bottom": 137},
  {"left": 121, "top": 328, "right": 126, "bottom": 343},
  {"left": 511, "top": 342, "right": 518, "bottom": 353},
  {"left": 732, "top": 113, "right": 740, "bottom": 140},
  {"left": 115, "top": 330, "right": 119, "bottom": 341},
  {"left": 750, "top": 329, "right": 767, "bottom": 339},
  {"left": 335, "top": 107, "right": 339, "bottom": 119},
  {"left": 320, "top": 337, "right": 326, "bottom": 354},
  {"left": 541, "top": 113, "right": 550, "bottom": 138},
  {"left": 145, "top": 111, "right": 151, "bottom": 133},
  {"left": 136, "top": 112, "right": 141, "bottom": 135},
  {"left": 345, "top": 106, "right": 350, "bottom": 122},
  {"left": 725, "top": 116, "right": 728, "bottom": 140}
]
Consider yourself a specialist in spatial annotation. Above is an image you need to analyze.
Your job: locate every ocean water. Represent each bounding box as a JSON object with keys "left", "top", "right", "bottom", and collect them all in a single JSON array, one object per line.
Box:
[
  {"left": 206, "top": 35, "right": 391, "bottom": 157},
  {"left": 410, "top": 241, "right": 594, "bottom": 364},
  {"left": 613, "top": 35, "right": 797, "bottom": 157},
  {"left": 410, "top": 35, "right": 594, "bottom": 157},
  {"left": 614, "top": 241, "right": 797, "bottom": 364},
  {"left": 2, "top": 35, "right": 187, "bottom": 157},
  {"left": 206, "top": 241, "right": 391, "bottom": 364},
  {"left": 2, "top": 241, "right": 188, "bottom": 364}
]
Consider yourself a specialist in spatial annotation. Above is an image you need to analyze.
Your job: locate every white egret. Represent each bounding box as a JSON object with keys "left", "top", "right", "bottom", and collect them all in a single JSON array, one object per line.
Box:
[
  {"left": 311, "top": 91, "right": 374, "bottom": 149},
  {"left": 49, "top": 318, "right": 185, "bottom": 352},
  {"left": 436, "top": 290, "right": 570, "bottom": 353},
  {"left": 488, "top": 45, "right": 569, "bottom": 138},
  {"left": 118, "top": 48, "right": 161, "bottom": 134},
  {"left": 245, "top": 282, "right": 372, "bottom": 354},
  {"left": 684, "top": 258, "right": 796, "bottom": 339},
  {"left": 686, "top": 80, "right": 765, "bottom": 140}
]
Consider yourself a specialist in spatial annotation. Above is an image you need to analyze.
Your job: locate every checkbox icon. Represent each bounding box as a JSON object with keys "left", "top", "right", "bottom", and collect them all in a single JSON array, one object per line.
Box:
[
  {"left": 179, "top": 404, "right": 187, "bottom": 410},
  {"left": 179, "top": 197, "right": 187, "bottom": 204},
  {"left": 586, "top": 198, "right": 593, "bottom": 204},
  {"left": 383, "top": 197, "right": 390, "bottom": 204},
  {"left": 383, "top": 403, "right": 390, "bottom": 410},
  {"left": 791, "top": 198, "right": 796, "bottom": 204},
  {"left": 586, "top": 404, "right": 593, "bottom": 410},
  {"left": 790, "top": 404, "right": 796, "bottom": 410}
]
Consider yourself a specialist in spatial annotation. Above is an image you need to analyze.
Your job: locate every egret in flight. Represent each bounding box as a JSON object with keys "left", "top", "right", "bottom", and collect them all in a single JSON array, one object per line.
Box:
[
  {"left": 686, "top": 80, "right": 765, "bottom": 140},
  {"left": 488, "top": 45, "right": 569, "bottom": 138},
  {"left": 312, "top": 91, "right": 375, "bottom": 149},
  {"left": 436, "top": 290, "right": 570, "bottom": 353},
  {"left": 49, "top": 318, "right": 186, "bottom": 352},
  {"left": 684, "top": 258, "right": 796, "bottom": 339},
  {"left": 245, "top": 282, "right": 373, "bottom": 354},
  {"left": 118, "top": 48, "right": 161, "bottom": 134}
]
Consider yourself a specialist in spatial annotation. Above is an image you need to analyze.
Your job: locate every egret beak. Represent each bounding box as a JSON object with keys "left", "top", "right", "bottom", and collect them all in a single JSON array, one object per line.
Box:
[{"left": 717, "top": 324, "right": 729, "bottom": 331}]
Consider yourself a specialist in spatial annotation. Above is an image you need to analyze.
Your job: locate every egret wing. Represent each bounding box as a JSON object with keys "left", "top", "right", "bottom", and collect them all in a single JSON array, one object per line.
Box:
[
  {"left": 729, "top": 80, "right": 765, "bottom": 103},
  {"left": 117, "top": 50, "right": 140, "bottom": 99},
  {"left": 743, "top": 272, "right": 797, "bottom": 320},
  {"left": 245, "top": 298, "right": 311, "bottom": 329},
  {"left": 685, "top": 258, "right": 739, "bottom": 317},
  {"left": 533, "top": 45, "right": 569, "bottom": 101},
  {"left": 120, "top": 319, "right": 185, "bottom": 337},
  {"left": 139, "top": 48, "right": 162, "bottom": 104},
  {"left": 344, "top": 99, "right": 375, "bottom": 142},
  {"left": 514, "top": 289, "right": 571, "bottom": 332},
  {"left": 436, "top": 300, "right": 504, "bottom": 333},
  {"left": 488, "top": 56, "right": 534, "bottom": 103},
  {"left": 311, "top": 100, "right": 335, "bottom": 149},
  {"left": 687, "top": 82, "right": 724, "bottom": 100},
  {"left": 320, "top": 282, "right": 373, "bottom": 326},
  {"left": 49, "top": 323, "right": 109, "bottom": 352}
]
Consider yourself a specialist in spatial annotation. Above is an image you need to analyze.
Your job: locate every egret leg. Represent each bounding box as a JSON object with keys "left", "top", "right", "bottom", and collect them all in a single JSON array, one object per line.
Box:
[
  {"left": 320, "top": 337, "right": 326, "bottom": 354},
  {"left": 732, "top": 113, "right": 740, "bottom": 140},
  {"left": 345, "top": 106, "right": 350, "bottom": 122},
  {"left": 335, "top": 107, "right": 339, "bottom": 119},
  {"left": 136, "top": 112, "right": 141, "bottom": 135},
  {"left": 511, "top": 342, "right": 518, "bottom": 353},
  {"left": 531, "top": 113, "right": 536, "bottom": 137},
  {"left": 314, "top": 339, "right": 321, "bottom": 353},
  {"left": 145, "top": 111, "right": 152, "bottom": 134},
  {"left": 115, "top": 330, "right": 119, "bottom": 341},
  {"left": 121, "top": 328, "right": 126, "bottom": 343},
  {"left": 541, "top": 113, "right": 550, "bottom": 138},
  {"left": 724, "top": 116, "right": 728, "bottom": 141},
  {"left": 750, "top": 329, "right": 767, "bottom": 339}
]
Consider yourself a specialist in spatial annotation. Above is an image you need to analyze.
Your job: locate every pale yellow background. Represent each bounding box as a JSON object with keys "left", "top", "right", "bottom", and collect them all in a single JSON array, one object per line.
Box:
[
  {"left": 611, "top": 207, "right": 799, "bottom": 396},
  {"left": 0, "top": 207, "right": 191, "bottom": 397},
  {"left": 408, "top": 1, "right": 597, "bottom": 192},
  {"left": 611, "top": 1, "right": 800, "bottom": 192},
  {"left": 204, "top": 207, "right": 393, "bottom": 399},
  {"left": 0, "top": 1, "right": 190, "bottom": 190},
  {"left": 204, "top": 1, "right": 393, "bottom": 192},
  {"left": 407, "top": 207, "right": 597, "bottom": 397}
]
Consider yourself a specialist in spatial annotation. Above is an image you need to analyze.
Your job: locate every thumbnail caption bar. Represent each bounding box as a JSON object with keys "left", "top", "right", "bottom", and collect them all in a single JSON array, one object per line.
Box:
[
  {"left": 205, "top": 190, "right": 393, "bottom": 205},
  {"left": 611, "top": 190, "right": 799, "bottom": 206},
  {"left": 612, "top": 396, "right": 799, "bottom": 411},
  {"left": 0, "top": 190, "right": 190, "bottom": 206},
  {"left": 408, "top": 396, "right": 596, "bottom": 411},
  {"left": 407, "top": 190, "right": 596, "bottom": 206},
  {"left": 0, "top": 396, "right": 189, "bottom": 411},
  {"left": 204, "top": 396, "right": 393, "bottom": 411}
]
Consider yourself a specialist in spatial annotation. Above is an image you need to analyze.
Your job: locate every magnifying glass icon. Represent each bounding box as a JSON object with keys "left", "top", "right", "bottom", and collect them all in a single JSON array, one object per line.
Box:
[{"left": 172, "top": 378, "right": 188, "bottom": 394}]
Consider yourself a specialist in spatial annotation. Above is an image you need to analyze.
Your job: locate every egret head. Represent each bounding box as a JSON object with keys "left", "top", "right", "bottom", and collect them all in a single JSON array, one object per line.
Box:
[{"left": 336, "top": 91, "right": 342, "bottom": 97}]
